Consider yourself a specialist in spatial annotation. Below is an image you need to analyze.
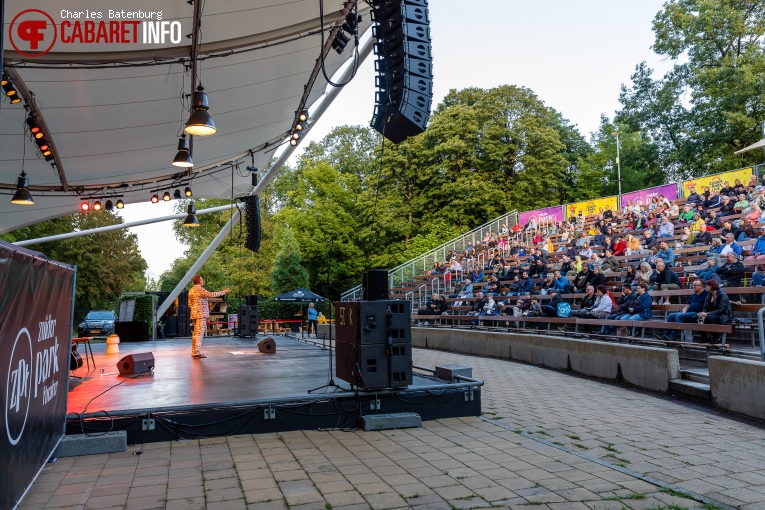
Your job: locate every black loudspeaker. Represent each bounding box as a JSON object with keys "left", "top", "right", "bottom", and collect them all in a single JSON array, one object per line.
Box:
[
  {"left": 244, "top": 195, "right": 261, "bottom": 253},
  {"left": 257, "top": 337, "right": 276, "bottom": 354},
  {"left": 362, "top": 269, "right": 389, "bottom": 301},
  {"left": 370, "top": 0, "right": 433, "bottom": 143},
  {"left": 117, "top": 352, "right": 155, "bottom": 375},
  {"left": 238, "top": 305, "right": 259, "bottom": 337},
  {"left": 115, "top": 321, "right": 149, "bottom": 342},
  {"left": 335, "top": 300, "right": 412, "bottom": 390}
]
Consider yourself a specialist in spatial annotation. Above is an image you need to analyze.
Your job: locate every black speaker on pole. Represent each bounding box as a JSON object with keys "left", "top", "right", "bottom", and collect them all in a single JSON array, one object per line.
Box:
[
  {"left": 370, "top": 0, "right": 433, "bottom": 143},
  {"left": 362, "top": 269, "right": 389, "bottom": 301},
  {"left": 238, "top": 305, "right": 259, "bottom": 337},
  {"left": 244, "top": 195, "right": 261, "bottom": 253}
]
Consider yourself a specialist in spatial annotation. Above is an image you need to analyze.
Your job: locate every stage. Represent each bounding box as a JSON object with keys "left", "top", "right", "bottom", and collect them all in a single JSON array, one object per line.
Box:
[{"left": 66, "top": 335, "right": 482, "bottom": 443}]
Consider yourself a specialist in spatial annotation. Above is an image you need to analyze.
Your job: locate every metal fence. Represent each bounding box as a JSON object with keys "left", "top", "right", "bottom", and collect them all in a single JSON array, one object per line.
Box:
[{"left": 341, "top": 210, "right": 519, "bottom": 302}]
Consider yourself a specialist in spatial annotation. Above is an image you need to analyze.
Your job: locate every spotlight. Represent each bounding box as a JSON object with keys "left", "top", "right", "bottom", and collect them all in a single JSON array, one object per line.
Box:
[
  {"left": 183, "top": 203, "right": 200, "bottom": 227},
  {"left": 10, "top": 171, "right": 34, "bottom": 205},
  {"left": 35, "top": 138, "right": 49, "bottom": 152},
  {"left": 80, "top": 201, "right": 90, "bottom": 212},
  {"left": 26, "top": 116, "right": 43, "bottom": 139},
  {"left": 116, "top": 199, "right": 125, "bottom": 209},
  {"left": 298, "top": 110, "right": 308, "bottom": 122},
  {"left": 184, "top": 85, "right": 216, "bottom": 136},
  {"left": 44, "top": 155, "right": 54, "bottom": 162},
  {"left": 184, "top": 186, "right": 193, "bottom": 197},
  {"left": 42, "top": 148, "right": 52, "bottom": 157},
  {"left": 290, "top": 138, "right": 298, "bottom": 146},
  {"left": 2, "top": 80, "right": 18, "bottom": 98},
  {"left": 295, "top": 122, "right": 305, "bottom": 131},
  {"left": 105, "top": 200, "right": 114, "bottom": 211},
  {"left": 173, "top": 189, "right": 182, "bottom": 200},
  {"left": 291, "top": 131, "right": 300, "bottom": 140},
  {"left": 163, "top": 191, "right": 171, "bottom": 201},
  {"left": 151, "top": 193, "right": 159, "bottom": 204},
  {"left": 172, "top": 134, "right": 194, "bottom": 167},
  {"left": 342, "top": 13, "right": 361, "bottom": 34},
  {"left": 93, "top": 201, "right": 102, "bottom": 211},
  {"left": 332, "top": 31, "right": 350, "bottom": 54}
]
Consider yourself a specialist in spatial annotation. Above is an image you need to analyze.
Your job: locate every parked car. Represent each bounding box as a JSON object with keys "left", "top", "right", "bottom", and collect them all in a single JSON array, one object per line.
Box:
[{"left": 78, "top": 310, "right": 116, "bottom": 337}]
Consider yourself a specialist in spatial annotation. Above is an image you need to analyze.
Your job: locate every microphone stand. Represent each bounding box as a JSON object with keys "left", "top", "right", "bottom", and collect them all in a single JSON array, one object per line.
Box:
[{"left": 309, "top": 236, "right": 345, "bottom": 393}]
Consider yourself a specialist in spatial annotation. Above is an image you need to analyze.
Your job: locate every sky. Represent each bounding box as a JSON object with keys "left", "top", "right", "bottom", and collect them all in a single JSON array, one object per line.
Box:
[{"left": 122, "top": 0, "right": 676, "bottom": 280}]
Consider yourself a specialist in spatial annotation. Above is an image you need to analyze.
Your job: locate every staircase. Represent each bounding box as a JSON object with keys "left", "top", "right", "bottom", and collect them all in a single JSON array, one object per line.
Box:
[
  {"left": 670, "top": 368, "right": 710, "bottom": 400},
  {"left": 341, "top": 210, "right": 518, "bottom": 304}
]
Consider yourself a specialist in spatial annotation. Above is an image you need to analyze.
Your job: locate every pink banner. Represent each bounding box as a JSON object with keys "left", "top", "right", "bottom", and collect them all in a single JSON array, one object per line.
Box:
[
  {"left": 620, "top": 184, "right": 678, "bottom": 208},
  {"left": 519, "top": 206, "right": 563, "bottom": 228}
]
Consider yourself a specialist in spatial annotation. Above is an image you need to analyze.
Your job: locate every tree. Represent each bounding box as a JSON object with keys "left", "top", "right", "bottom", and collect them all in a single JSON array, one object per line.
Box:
[
  {"left": 3, "top": 211, "right": 147, "bottom": 319},
  {"left": 269, "top": 227, "right": 309, "bottom": 294},
  {"left": 618, "top": 1, "right": 765, "bottom": 177}
]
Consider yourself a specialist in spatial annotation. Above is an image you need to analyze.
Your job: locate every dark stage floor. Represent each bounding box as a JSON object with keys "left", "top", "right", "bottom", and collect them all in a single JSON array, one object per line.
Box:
[{"left": 68, "top": 335, "right": 356, "bottom": 414}]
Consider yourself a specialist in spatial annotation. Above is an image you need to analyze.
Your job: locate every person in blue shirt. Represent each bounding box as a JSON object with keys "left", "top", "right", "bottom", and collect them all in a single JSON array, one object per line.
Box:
[
  {"left": 656, "top": 241, "right": 675, "bottom": 267},
  {"left": 623, "top": 282, "right": 653, "bottom": 320},
  {"left": 696, "top": 257, "right": 720, "bottom": 281},
  {"left": 744, "top": 231, "right": 765, "bottom": 269},
  {"left": 719, "top": 233, "right": 742, "bottom": 259},
  {"left": 307, "top": 303, "right": 319, "bottom": 336},
  {"left": 552, "top": 270, "right": 571, "bottom": 293},
  {"left": 657, "top": 279, "right": 708, "bottom": 341},
  {"left": 470, "top": 268, "right": 484, "bottom": 283},
  {"left": 518, "top": 271, "right": 535, "bottom": 295}
]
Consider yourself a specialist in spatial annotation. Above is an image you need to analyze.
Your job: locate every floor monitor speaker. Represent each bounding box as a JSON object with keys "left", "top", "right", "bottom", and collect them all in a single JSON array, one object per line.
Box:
[
  {"left": 257, "top": 337, "right": 276, "bottom": 354},
  {"left": 117, "top": 352, "right": 155, "bottom": 375}
]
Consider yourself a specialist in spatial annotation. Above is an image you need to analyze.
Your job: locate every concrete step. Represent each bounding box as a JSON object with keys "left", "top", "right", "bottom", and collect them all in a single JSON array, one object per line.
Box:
[
  {"left": 681, "top": 368, "right": 709, "bottom": 384},
  {"left": 670, "top": 379, "right": 711, "bottom": 400}
]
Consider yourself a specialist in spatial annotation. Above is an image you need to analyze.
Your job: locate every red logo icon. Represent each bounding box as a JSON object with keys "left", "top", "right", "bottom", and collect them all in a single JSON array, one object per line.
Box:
[{"left": 9, "top": 9, "right": 57, "bottom": 57}]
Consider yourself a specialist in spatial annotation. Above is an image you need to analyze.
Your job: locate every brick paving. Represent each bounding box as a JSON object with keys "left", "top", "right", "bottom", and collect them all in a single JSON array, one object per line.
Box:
[{"left": 20, "top": 346, "right": 765, "bottom": 510}]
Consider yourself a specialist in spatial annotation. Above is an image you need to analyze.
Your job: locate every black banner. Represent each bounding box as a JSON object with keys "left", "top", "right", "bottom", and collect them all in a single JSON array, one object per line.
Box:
[{"left": 0, "top": 240, "right": 75, "bottom": 509}]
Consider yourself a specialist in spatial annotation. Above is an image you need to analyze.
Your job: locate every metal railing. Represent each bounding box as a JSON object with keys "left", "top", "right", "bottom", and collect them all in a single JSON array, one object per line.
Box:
[{"left": 341, "top": 210, "right": 518, "bottom": 301}]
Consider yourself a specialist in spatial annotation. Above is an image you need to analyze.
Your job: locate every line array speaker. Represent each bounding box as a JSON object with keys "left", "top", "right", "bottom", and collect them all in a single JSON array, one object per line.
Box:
[
  {"left": 362, "top": 269, "right": 389, "bottom": 301},
  {"left": 243, "top": 195, "right": 261, "bottom": 253},
  {"left": 370, "top": 0, "right": 433, "bottom": 144},
  {"left": 238, "top": 305, "right": 259, "bottom": 337}
]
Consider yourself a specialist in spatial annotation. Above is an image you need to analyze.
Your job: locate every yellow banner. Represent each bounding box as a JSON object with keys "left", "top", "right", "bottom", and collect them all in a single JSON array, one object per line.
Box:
[
  {"left": 683, "top": 168, "right": 753, "bottom": 196},
  {"left": 565, "top": 196, "right": 618, "bottom": 219}
]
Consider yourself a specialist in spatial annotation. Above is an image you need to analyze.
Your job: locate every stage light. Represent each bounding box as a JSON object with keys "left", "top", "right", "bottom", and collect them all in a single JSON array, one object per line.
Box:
[
  {"left": 172, "top": 134, "right": 194, "bottom": 167},
  {"left": 35, "top": 138, "right": 49, "bottom": 152},
  {"left": 93, "top": 201, "right": 102, "bottom": 211},
  {"left": 173, "top": 189, "right": 182, "bottom": 200},
  {"left": 44, "top": 154, "right": 54, "bottom": 162},
  {"left": 26, "top": 116, "right": 43, "bottom": 139},
  {"left": 105, "top": 200, "right": 114, "bottom": 211},
  {"left": 342, "top": 13, "right": 361, "bottom": 34},
  {"left": 184, "top": 186, "right": 193, "bottom": 197},
  {"left": 290, "top": 138, "right": 298, "bottom": 146},
  {"left": 183, "top": 203, "right": 200, "bottom": 227},
  {"left": 116, "top": 199, "right": 125, "bottom": 209},
  {"left": 292, "top": 131, "right": 300, "bottom": 140},
  {"left": 151, "top": 193, "right": 159, "bottom": 204},
  {"left": 163, "top": 191, "right": 171, "bottom": 201},
  {"left": 298, "top": 110, "right": 308, "bottom": 122},
  {"left": 2, "top": 80, "right": 18, "bottom": 98},
  {"left": 332, "top": 31, "right": 350, "bottom": 54},
  {"left": 42, "top": 148, "right": 52, "bottom": 157},
  {"left": 10, "top": 171, "right": 34, "bottom": 205},
  {"left": 295, "top": 122, "right": 305, "bottom": 131},
  {"left": 80, "top": 201, "right": 90, "bottom": 212},
  {"left": 184, "top": 85, "right": 216, "bottom": 136}
]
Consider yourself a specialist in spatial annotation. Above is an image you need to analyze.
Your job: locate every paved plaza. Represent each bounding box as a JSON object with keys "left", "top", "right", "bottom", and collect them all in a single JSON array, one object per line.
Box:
[{"left": 20, "top": 347, "right": 765, "bottom": 510}]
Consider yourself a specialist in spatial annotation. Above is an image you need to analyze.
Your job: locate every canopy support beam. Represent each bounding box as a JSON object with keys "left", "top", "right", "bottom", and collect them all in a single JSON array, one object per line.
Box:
[{"left": 155, "top": 29, "right": 374, "bottom": 320}]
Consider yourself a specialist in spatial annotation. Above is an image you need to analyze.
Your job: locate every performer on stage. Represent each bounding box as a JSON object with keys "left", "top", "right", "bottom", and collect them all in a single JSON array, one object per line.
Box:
[{"left": 188, "top": 276, "right": 230, "bottom": 358}]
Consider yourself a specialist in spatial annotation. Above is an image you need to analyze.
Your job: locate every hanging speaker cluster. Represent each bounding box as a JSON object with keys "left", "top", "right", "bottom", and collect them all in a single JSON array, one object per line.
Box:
[
  {"left": 243, "top": 195, "right": 261, "bottom": 253},
  {"left": 370, "top": 0, "right": 433, "bottom": 144}
]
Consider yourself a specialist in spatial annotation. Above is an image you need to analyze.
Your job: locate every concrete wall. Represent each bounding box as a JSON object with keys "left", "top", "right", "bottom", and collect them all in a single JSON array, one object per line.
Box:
[
  {"left": 709, "top": 356, "right": 765, "bottom": 421},
  {"left": 317, "top": 324, "right": 335, "bottom": 339},
  {"left": 412, "top": 328, "right": 680, "bottom": 392}
]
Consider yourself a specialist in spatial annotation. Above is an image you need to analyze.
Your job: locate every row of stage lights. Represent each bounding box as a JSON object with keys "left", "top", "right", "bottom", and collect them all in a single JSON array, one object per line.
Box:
[{"left": 290, "top": 110, "right": 309, "bottom": 146}]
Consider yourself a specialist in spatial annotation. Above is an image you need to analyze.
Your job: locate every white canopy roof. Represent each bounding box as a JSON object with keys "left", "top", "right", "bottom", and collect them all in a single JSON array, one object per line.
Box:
[
  {"left": 0, "top": 0, "right": 371, "bottom": 233},
  {"left": 735, "top": 138, "right": 765, "bottom": 155}
]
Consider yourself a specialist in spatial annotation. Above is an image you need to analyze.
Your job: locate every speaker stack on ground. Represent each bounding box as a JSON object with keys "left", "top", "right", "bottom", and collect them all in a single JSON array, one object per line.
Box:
[
  {"left": 243, "top": 195, "right": 261, "bottom": 253},
  {"left": 238, "top": 295, "right": 259, "bottom": 338},
  {"left": 370, "top": 0, "right": 433, "bottom": 144},
  {"left": 335, "top": 270, "right": 412, "bottom": 390}
]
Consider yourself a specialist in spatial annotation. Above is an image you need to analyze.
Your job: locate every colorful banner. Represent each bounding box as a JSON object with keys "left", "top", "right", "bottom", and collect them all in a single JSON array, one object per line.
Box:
[
  {"left": 620, "top": 183, "right": 678, "bottom": 208},
  {"left": 565, "top": 196, "right": 618, "bottom": 219},
  {"left": 683, "top": 168, "right": 753, "bottom": 196},
  {"left": 519, "top": 206, "right": 563, "bottom": 228}
]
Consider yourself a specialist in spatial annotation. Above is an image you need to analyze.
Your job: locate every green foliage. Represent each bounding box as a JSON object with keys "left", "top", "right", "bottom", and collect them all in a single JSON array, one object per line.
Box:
[
  {"left": 618, "top": 0, "right": 765, "bottom": 177},
  {"left": 256, "top": 299, "right": 331, "bottom": 320},
  {"left": 270, "top": 227, "right": 310, "bottom": 294},
  {"left": 5, "top": 211, "right": 147, "bottom": 319}
]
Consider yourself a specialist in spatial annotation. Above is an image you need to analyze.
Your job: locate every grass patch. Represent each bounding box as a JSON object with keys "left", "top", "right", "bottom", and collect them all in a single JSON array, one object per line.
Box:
[
  {"left": 454, "top": 494, "right": 477, "bottom": 500},
  {"left": 600, "top": 443, "right": 619, "bottom": 452},
  {"left": 566, "top": 435, "right": 581, "bottom": 440},
  {"left": 524, "top": 502, "right": 545, "bottom": 506},
  {"left": 573, "top": 443, "right": 587, "bottom": 449},
  {"left": 681, "top": 460, "right": 694, "bottom": 466},
  {"left": 325, "top": 504, "right": 332, "bottom": 510},
  {"left": 701, "top": 504, "right": 724, "bottom": 510},
  {"left": 602, "top": 453, "right": 631, "bottom": 464},
  {"left": 513, "top": 429, "right": 522, "bottom": 434},
  {"left": 603, "top": 492, "right": 646, "bottom": 501},
  {"left": 553, "top": 441, "right": 564, "bottom": 447},
  {"left": 660, "top": 488, "right": 694, "bottom": 500},
  {"left": 535, "top": 430, "right": 550, "bottom": 436}
]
